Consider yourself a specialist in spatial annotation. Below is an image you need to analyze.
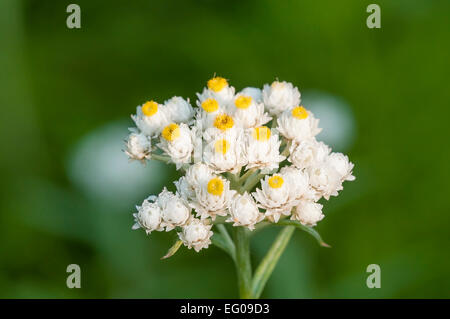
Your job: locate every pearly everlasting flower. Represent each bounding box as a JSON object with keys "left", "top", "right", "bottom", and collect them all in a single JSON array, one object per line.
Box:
[
  {"left": 157, "top": 123, "right": 194, "bottom": 169},
  {"left": 197, "top": 76, "right": 235, "bottom": 106},
  {"left": 132, "top": 100, "right": 170, "bottom": 137},
  {"left": 157, "top": 188, "right": 191, "bottom": 231},
  {"left": 164, "top": 96, "right": 195, "bottom": 124},
  {"left": 126, "top": 77, "right": 355, "bottom": 258},
  {"left": 245, "top": 126, "right": 285, "bottom": 172},
  {"left": 227, "top": 93, "right": 271, "bottom": 129},
  {"left": 288, "top": 139, "right": 331, "bottom": 170},
  {"left": 195, "top": 98, "right": 227, "bottom": 131},
  {"left": 178, "top": 218, "right": 213, "bottom": 252},
  {"left": 240, "top": 87, "right": 263, "bottom": 103},
  {"left": 291, "top": 200, "right": 324, "bottom": 226},
  {"left": 203, "top": 129, "right": 247, "bottom": 173},
  {"left": 279, "top": 166, "right": 315, "bottom": 201},
  {"left": 307, "top": 162, "right": 342, "bottom": 200},
  {"left": 326, "top": 152, "right": 355, "bottom": 183},
  {"left": 253, "top": 173, "right": 300, "bottom": 222},
  {"left": 190, "top": 175, "right": 236, "bottom": 220},
  {"left": 132, "top": 197, "right": 164, "bottom": 234},
  {"left": 125, "top": 131, "right": 152, "bottom": 163},
  {"left": 184, "top": 163, "right": 215, "bottom": 193},
  {"left": 262, "top": 81, "right": 301, "bottom": 116},
  {"left": 227, "top": 192, "right": 264, "bottom": 230},
  {"left": 277, "top": 106, "right": 321, "bottom": 142}
]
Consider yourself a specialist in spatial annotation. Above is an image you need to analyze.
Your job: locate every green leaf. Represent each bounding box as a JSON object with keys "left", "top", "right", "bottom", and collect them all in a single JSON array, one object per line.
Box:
[
  {"left": 276, "top": 220, "right": 331, "bottom": 248},
  {"left": 161, "top": 240, "right": 183, "bottom": 259}
]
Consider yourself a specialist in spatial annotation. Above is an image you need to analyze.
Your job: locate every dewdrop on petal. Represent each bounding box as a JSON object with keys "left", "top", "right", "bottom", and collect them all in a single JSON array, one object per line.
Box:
[
  {"left": 157, "top": 188, "right": 191, "bottom": 231},
  {"left": 132, "top": 100, "right": 170, "bottom": 137},
  {"left": 277, "top": 106, "right": 322, "bottom": 142},
  {"left": 124, "top": 131, "right": 152, "bottom": 163},
  {"left": 164, "top": 96, "right": 195, "bottom": 124},
  {"left": 227, "top": 192, "right": 264, "bottom": 230},
  {"left": 132, "top": 197, "right": 164, "bottom": 234},
  {"left": 291, "top": 200, "right": 324, "bottom": 227},
  {"left": 262, "top": 81, "right": 301, "bottom": 116},
  {"left": 178, "top": 218, "right": 213, "bottom": 252}
]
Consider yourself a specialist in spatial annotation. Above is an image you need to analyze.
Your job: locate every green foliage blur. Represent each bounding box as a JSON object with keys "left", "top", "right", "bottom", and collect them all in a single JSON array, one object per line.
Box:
[{"left": 1, "top": 0, "right": 449, "bottom": 298}]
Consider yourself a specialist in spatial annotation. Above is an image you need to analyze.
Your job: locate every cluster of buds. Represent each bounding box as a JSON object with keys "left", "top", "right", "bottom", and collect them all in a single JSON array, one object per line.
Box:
[{"left": 126, "top": 77, "right": 355, "bottom": 253}]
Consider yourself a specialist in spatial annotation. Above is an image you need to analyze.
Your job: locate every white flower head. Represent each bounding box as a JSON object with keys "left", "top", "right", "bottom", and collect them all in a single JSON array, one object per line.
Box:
[
  {"left": 178, "top": 218, "right": 213, "bottom": 252},
  {"left": 262, "top": 81, "right": 301, "bottom": 116},
  {"left": 131, "top": 100, "right": 170, "bottom": 137},
  {"left": 277, "top": 106, "right": 321, "bottom": 142},
  {"left": 194, "top": 98, "right": 228, "bottom": 131},
  {"left": 124, "top": 131, "right": 152, "bottom": 163},
  {"left": 279, "top": 166, "right": 315, "bottom": 201},
  {"left": 240, "top": 87, "right": 263, "bottom": 103},
  {"left": 288, "top": 139, "right": 331, "bottom": 170},
  {"left": 164, "top": 96, "right": 195, "bottom": 124},
  {"left": 197, "top": 76, "right": 235, "bottom": 106},
  {"left": 157, "top": 123, "right": 194, "bottom": 169},
  {"left": 308, "top": 162, "right": 343, "bottom": 200},
  {"left": 227, "top": 192, "right": 264, "bottom": 230},
  {"left": 245, "top": 126, "right": 285, "bottom": 172},
  {"left": 203, "top": 129, "right": 247, "bottom": 174},
  {"left": 157, "top": 188, "right": 191, "bottom": 231},
  {"left": 227, "top": 93, "right": 271, "bottom": 129},
  {"left": 253, "top": 173, "right": 299, "bottom": 222},
  {"left": 291, "top": 200, "right": 324, "bottom": 227},
  {"left": 190, "top": 175, "right": 236, "bottom": 220},
  {"left": 132, "top": 197, "right": 163, "bottom": 234},
  {"left": 326, "top": 152, "right": 355, "bottom": 183}
]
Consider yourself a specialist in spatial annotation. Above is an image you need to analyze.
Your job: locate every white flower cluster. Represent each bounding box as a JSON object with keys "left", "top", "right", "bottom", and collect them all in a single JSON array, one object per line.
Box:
[{"left": 126, "top": 77, "right": 355, "bottom": 252}]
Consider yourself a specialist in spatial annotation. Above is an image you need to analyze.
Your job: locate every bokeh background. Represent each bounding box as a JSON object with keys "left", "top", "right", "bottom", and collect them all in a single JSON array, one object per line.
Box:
[{"left": 1, "top": 0, "right": 449, "bottom": 298}]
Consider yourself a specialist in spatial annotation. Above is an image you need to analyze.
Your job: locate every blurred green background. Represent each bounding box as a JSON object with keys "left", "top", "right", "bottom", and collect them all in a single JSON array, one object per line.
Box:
[{"left": 1, "top": 0, "right": 449, "bottom": 298}]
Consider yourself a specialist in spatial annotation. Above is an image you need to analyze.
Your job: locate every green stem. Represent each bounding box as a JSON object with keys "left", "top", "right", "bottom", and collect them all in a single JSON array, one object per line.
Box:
[
  {"left": 217, "top": 224, "right": 236, "bottom": 261},
  {"left": 234, "top": 227, "right": 253, "bottom": 298},
  {"left": 151, "top": 154, "right": 171, "bottom": 163},
  {"left": 251, "top": 225, "right": 295, "bottom": 298}
]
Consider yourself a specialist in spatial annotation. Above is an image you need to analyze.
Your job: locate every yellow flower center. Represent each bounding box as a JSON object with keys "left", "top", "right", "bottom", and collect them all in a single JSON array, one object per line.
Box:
[
  {"left": 207, "top": 77, "right": 228, "bottom": 92},
  {"left": 207, "top": 177, "right": 224, "bottom": 196},
  {"left": 213, "top": 114, "right": 234, "bottom": 131},
  {"left": 291, "top": 106, "right": 309, "bottom": 120},
  {"left": 214, "top": 139, "right": 230, "bottom": 155},
  {"left": 201, "top": 98, "right": 219, "bottom": 113},
  {"left": 162, "top": 123, "right": 180, "bottom": 141},
  {"left": 268, "top": 175, "right": 284, "bottom": 189},
  {"left": 142, "top": 101, "right": 158, "bottom": 117},
  {"left": 252, "top": 126, "right": 271, "bottom": 141},
  {"left": 234, "top": 95, "right": 252, "bottom": 109}
]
